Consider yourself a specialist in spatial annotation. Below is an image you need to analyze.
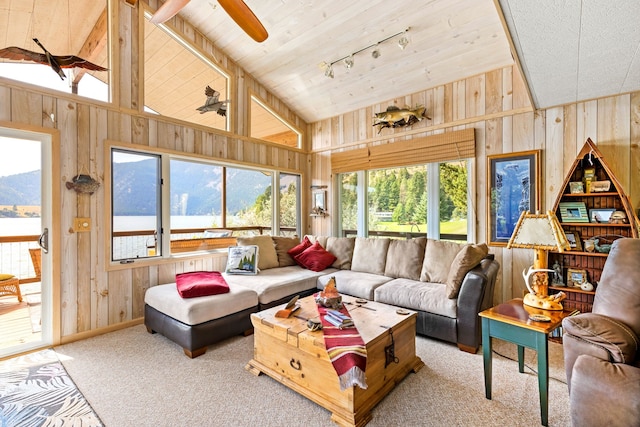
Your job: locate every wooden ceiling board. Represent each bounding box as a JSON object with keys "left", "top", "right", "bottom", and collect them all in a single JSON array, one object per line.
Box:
[{"left": 177, "top": 0, "right": 514, "bottom": 122}]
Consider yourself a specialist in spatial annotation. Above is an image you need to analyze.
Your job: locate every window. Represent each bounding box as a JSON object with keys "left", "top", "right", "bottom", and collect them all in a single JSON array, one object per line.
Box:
[
  {"left": 339, "top": 172, "right": 358, "bottom": 236},
  {"left": 250, "top": 96, "right": 301, "bottom": 148},
  {"left": 0, "top": 1, "right": 109, "bottom": 102},
  {"left": 110, "top": 147, "right": 300, "bottom": 262},
  {"left": 279, "top": 173, "right": 300, "bottom": 236},
  {"left": 338, "top": 161, "right": 470, "bottom": 242},
  {"left": 111, "top": 150, "right": 162, "bottom": 261},
  {"left": 143, "top": 12, "right": 229, "bottom": 131},
  {"left": 226, "top": 168, "right": 273, "bottom": 232}
]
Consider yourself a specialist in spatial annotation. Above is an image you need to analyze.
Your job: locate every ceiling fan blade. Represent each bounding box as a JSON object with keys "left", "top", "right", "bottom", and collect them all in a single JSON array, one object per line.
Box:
[
  {"left": 218, "top": 0, "right": 268, "bottom": 42},
  {"left": 149, "top": 0, "right": 191, "bottom": 24}
]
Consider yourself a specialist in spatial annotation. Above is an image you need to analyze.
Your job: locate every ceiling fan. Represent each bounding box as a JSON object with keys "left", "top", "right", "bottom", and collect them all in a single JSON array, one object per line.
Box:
[{"left": 149, "top": 0, "right": 268, "bottom": 42}]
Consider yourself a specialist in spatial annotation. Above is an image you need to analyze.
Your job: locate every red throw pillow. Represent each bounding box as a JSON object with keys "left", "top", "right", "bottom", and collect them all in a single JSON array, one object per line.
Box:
[
  {"left": 287, "top": 236, "right": 312, "bottom": 259},
  {"left": 175, "top": 271, "right": 230, "bottom": 298},
  {"left": 294, "top": 241, "right": 337, "bottom": 272}
]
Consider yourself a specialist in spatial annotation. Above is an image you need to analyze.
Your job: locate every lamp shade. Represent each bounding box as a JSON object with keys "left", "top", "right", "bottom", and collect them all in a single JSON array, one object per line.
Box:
[{"left": 507, "top": 211, "right": 570, "bottom": 252}]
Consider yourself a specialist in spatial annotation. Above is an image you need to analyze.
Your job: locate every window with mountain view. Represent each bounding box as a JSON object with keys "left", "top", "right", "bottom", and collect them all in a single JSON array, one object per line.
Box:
[
  {"left": 338, "top": 161, "right": 469, "bottom": 241},
  {"left": 110, "top": 147, "right": 300, "bottom": 261},
  {"left": 226, "top": 168, "right": 273, "bottom": 231},
  {"left": 111, "top": 149, "right": 162, "bottom": 261}
]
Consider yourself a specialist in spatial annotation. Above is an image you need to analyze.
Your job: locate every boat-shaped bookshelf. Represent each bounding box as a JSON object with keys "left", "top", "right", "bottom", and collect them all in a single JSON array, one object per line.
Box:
[{"left": 548, "top": 138, "right": 640, "bottom": 313}]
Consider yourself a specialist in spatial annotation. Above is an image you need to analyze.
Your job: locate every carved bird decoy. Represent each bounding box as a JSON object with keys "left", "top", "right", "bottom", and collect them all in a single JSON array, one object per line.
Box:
[
  {"left": 0, "top": 38, "right": 108, "bottom": 80},
  {"left": 196, "top": 86, "right": 229, "bottom": 116}
]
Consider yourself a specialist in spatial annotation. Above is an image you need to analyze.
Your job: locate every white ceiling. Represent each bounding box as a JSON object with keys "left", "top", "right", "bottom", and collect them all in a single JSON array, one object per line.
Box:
[{"left": 498, "top": 0, "right": 640, "bottom": 109}]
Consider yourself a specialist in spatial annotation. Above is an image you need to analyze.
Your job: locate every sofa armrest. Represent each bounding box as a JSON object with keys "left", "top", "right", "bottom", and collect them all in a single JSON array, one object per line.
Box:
[
  {"left": 563, "top": 313, "right": 638, "bottom": 364},
  {"left": 569, "top": 355, "right": 640, "bottom": 426},
  {"left": 562, "top": 312, "right": 639, "bottom": 389},
  {"left": 456, "top": 256, "right": 500, "bottom": 352}
]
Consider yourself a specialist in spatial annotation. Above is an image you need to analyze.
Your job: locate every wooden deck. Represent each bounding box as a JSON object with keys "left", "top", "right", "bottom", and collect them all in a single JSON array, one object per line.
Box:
[{"left": 0, "top": 289, "right": 41, "bottom": 355}]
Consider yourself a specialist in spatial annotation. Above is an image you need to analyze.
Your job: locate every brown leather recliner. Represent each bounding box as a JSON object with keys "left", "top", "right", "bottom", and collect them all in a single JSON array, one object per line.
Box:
[{"left": 562, "top": 238, "right": 640, "bottom": 427}]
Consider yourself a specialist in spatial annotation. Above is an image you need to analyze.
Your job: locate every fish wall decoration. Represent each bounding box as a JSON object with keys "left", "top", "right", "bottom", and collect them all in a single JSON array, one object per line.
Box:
[{"left": 373, "top": 105, "right": 429, "bottom": 133}]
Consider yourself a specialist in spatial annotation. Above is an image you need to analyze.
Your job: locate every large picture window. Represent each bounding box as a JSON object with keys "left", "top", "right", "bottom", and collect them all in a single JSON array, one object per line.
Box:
[
  {"left": 109, "top": 146, "right": 300, "bottom": 262},
  {"left": 338, "top": 161, "right": 470, "bottom": 242}
]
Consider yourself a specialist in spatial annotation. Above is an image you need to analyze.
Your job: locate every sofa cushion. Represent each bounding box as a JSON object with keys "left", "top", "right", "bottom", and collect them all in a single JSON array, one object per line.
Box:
[
  {"left": 326, "top": 237, "right": 355, "bottom": 270},
  {"left": 317, "top": 270, "right": 392, "bottom": 300},
  {"left": 420, "top": 239, "right": 464, "bottom": 283},
  {"left": 351, "top": 237, "right": 390, "bottom": 275},
  {"left": 272, "top": 236, "right": 300, "bottom": 267},
  {"left": 237, "top": 235, "right": 279, "bottom": 270},
  {"left": 374, "top": 278, "right": 457, "bottom": 318},
  {"left": 224, "top": 265, "right": 335, "bottom": 305},
  {"left": 294, "top": 241, "right": 337, "bottom": 272},
  {"left": 446, "top": 243, "right": 489, "bottom": 298},
  {"left": 144, "top": 283, "right": 258, "bottom": 325},
  {"left": 288, "top": 235, "right": 312, "bottom": 259},
  {"left": 175, "top": 271, "right": 230, "bottom": 298},
  {"left": 307, "top": 235, "right": 328, "bottom": 248},
  {"left": 384, "top": 237, "right": 426, "bottom": 280}
]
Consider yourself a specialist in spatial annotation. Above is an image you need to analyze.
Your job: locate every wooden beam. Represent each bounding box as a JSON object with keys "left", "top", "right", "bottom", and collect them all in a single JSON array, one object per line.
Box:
[{"left": 73, "top": 7, "right": 109, "bottom": 85}]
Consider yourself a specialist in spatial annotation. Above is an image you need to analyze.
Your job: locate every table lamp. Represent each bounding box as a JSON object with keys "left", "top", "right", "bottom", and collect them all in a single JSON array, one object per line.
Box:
[{"left": 507, "top": 211, "right": 571, "bottom": 310}]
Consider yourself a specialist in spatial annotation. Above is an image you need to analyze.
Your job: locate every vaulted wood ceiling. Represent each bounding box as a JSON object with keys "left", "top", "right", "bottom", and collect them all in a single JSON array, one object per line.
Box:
[{"left": 1, "top": 0, "right": 638, "bottom": 127}]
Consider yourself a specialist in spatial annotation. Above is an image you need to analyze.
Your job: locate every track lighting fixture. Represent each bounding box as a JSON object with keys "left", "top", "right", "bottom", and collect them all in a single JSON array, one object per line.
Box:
[{"left": 320, "top": 28, "right": 409, "bottom": 78}]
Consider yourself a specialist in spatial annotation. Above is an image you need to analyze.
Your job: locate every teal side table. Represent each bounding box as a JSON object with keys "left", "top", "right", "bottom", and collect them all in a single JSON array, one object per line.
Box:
[{"left": 479, "top": 298, "right": 576, "bottom": 426}]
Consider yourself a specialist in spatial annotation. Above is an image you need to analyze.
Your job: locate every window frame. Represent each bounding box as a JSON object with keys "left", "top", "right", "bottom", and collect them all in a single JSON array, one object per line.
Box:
[
  {"left": 105, "top": 141, "right": 301, "bottom": 267},
  {"left": 336, "top": 160, "right": 475, "bottom": 242},
  {"left": 249, "top": 93, "right": 302, "bottom": 149},
  {"left": 141, "top": 8, "right": 232, "bottom": 131}
]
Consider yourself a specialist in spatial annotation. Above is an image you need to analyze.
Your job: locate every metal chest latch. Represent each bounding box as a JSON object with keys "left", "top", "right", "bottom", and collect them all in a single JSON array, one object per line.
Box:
[{"left": 385, "top": 328, "right": 399, "bottom": 367}]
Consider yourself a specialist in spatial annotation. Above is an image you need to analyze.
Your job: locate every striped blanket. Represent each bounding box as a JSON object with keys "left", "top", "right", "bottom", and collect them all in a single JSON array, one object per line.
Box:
[{"left": 318, "top": 304, "right": 368, "bottom": 390}]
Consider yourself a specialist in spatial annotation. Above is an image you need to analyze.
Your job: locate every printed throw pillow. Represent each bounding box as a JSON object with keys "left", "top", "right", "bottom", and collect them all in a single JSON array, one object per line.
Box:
[
  {"left": 294, "top": 241, "right": 337, "bottom": 272},
  {"left": 446, "top": 243, "right": 489, "bottom": 298},
  {"left": 175, "top": 271, "right": 230, "bottom": 298},
  {"left": 225, "top": 245, "right": 259, "bottom": 275}
]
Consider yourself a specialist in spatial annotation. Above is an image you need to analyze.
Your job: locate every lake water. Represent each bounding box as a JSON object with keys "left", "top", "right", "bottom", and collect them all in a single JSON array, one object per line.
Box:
[{"left": 0, "top": 216, "right": 220, "bottom": 236}]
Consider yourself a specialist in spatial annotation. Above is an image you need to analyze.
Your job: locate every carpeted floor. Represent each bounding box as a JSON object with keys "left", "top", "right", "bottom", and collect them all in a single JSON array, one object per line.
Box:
[
  {"left": 52, "top": 325, "right": 571, "bottom": 426},
  {"left": 0, "top": 349, "right": 103, "bottom": 426}
]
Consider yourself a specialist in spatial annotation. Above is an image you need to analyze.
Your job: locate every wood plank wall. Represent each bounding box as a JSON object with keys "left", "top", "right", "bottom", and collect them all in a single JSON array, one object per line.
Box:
[
  {"left": 0, "top": 0, "right": 309, "bottom": 342},
  {"left": 309, "top": 65, "right": 640, "bottom": 304}
]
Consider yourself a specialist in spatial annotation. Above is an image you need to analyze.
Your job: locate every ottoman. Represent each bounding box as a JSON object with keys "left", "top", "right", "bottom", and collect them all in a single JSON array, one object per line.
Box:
[{"left": 144, "top": 283, "right": 259, "bottom": 358}]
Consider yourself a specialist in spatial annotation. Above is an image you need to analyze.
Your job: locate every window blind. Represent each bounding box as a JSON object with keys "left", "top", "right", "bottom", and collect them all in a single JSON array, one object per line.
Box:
[{"left": 331, "top": 128, "right": 475, "bottom": 173}]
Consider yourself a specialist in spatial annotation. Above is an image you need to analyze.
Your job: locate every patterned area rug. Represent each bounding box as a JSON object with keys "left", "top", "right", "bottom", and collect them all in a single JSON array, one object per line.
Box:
[{"left": 0, "top": 349, "right": 102, "bottom": 426}]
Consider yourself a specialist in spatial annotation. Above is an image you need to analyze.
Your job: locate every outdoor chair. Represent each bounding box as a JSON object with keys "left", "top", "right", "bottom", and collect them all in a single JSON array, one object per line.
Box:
[
  {"left": 0, "top": 274, "right": 22, "bottom": 302},
  {"left": 29, "top": 248, "right": 41, "bottom": 281}
]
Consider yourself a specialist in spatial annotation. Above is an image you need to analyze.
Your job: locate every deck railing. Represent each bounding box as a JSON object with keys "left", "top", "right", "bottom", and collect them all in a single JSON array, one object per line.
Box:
[
  {"left": 0, "top": 235, "right": 40, "bottom": 282},
  {"left": 1, "top": 228, "right": 463, "bottom": 277}
]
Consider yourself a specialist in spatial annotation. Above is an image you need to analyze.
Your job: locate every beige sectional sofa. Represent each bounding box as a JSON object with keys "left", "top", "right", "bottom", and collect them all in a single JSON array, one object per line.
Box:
[{"left": 144, "top": 234, "right": 499, "bottom": 357}]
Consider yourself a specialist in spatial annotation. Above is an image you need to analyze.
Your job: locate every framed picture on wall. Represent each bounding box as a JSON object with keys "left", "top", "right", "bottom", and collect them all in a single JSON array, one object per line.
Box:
[{"left": 487, "top": 150, "right": 541, "bottom": 246}]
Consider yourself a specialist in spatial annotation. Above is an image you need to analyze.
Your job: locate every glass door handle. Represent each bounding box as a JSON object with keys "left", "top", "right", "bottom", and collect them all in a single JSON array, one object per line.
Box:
[{"left": 38, "top": 228, "right": 49, "bottom": 253}]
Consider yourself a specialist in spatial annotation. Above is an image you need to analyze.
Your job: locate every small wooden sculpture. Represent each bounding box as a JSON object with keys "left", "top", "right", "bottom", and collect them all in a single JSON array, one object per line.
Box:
[{"left": 315, "top": 276, "right": 342, "bottom": 309}]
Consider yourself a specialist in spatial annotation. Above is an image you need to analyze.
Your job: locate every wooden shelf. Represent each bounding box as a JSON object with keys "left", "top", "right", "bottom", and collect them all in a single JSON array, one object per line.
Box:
[
  {"left": 561, "top": 192, "right": 618, "bottom": 197},
  {"left": 549, "top": 285, "right": 595, "bottom": 296},
  {"left": 550, "top": 250, "right": 608, "bottom": 257},
  {"left": 560, "top": 222, "right": 631, "bottom": 227},
  {"left": 548, "top": 138, "right": 640, "bottom": 315}
]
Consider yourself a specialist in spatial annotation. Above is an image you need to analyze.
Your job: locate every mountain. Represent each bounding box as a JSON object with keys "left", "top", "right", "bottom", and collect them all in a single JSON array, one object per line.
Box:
[
  {"left": 0, "top": 170, "right": 41, "bottom": 205},
  {"left": 1, "top": 161, "right": 274, "bottom": 216}
]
